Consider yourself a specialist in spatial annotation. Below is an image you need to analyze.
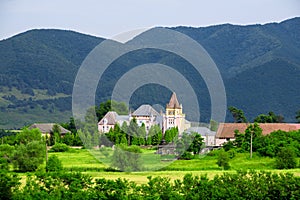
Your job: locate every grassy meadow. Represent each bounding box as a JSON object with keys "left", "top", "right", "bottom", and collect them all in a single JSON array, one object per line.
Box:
[{"left": 49, "top": 148, "right": 300, "bottom": 184}]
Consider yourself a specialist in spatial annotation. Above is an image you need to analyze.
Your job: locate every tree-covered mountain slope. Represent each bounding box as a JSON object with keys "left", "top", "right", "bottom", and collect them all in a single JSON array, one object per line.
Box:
[{"left": 0, "top": 18, "right": 299, "bottom": 128}]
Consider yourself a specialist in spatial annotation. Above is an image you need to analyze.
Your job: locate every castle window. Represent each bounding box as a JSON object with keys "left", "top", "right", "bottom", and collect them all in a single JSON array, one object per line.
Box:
[{"left": 169, "top": 118, "right": 174, "bottom": 125}]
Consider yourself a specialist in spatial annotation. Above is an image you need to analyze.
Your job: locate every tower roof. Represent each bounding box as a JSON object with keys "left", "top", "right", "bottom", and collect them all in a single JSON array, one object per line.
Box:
[{"left": 167, "top": 92, "right": 181, "bottom": 109}]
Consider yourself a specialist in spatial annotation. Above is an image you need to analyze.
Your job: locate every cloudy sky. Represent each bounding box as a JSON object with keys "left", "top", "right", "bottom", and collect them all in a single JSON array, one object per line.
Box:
[{"left": 0, "top": 0, "right": 299, "bottom": 40}]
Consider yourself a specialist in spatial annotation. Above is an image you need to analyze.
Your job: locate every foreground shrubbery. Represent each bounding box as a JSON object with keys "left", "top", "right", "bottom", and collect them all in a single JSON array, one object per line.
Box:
[
  {"left": 2, "top": 170, "right": 299, "bottom": 200},
  {"left": 49, "top": 143, "right": 70, "bottom": 152}
]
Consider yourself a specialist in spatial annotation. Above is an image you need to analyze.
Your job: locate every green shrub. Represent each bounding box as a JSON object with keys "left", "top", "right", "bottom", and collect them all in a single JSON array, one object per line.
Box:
[
  {"left": 207, "top": 149, "right": 220, "bottom": 157},
  {"left": 228, "top": 149, "right": 236, "bottom": 159},
  {"left": 216, "top": 150, "right": 230, "bottom": 170},
  {"left": 49, "top": 143, "right": 70, "bottom": 152},
  {"left": 179, "top": 151, "right": 193, "bottom": 160},
  {"left": 111, "top": 144, "right": 143, "bottom": 172},
  {"left": 0, "top": 171, "right": 20, "bottom": 200},
  {"left": 46, "top": 155, "right": 63, "bottom": 172},
  {"left": 275, "top": 147, "right": 297, "bottom": 169},
  {"left": 13, "top": 141, "right": 45, "bottom": 172}
]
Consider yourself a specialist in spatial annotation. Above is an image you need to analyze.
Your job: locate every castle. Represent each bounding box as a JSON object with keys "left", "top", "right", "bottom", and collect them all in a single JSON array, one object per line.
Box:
[{"left": 98, "top": 92, "right": 191, "bottom": 134}]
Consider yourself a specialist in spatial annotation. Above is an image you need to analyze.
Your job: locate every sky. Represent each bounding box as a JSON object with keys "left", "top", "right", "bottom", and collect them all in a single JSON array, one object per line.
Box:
[{"left": 0, "top": 0, "right": 299, "bottom": 40}]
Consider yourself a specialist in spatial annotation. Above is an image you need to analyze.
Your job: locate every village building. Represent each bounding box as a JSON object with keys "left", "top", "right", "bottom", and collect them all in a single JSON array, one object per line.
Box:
[
  {"left": 162, "top": 92, "right": 191, "bottom": 134},
  {"left": 29, "top": 123, "right": 70, "bottom": 137},
  {"left": 215, "top": 123, "right": 300, "bottom": 146},
  {"left": 185, "top": 127, "right": 216, "bottom": 146},
  {"left": 130, "top": 104, "right": 162, "bottom": 131},
  {"left": 98, "top": 92, "right": 191, "bottom": 134},
  {"left": 98, "top": 111, "right": 129, "bottom": 133}
]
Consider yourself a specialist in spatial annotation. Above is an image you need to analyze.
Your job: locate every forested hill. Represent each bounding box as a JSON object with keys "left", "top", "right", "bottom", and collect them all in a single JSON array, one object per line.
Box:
[
  {"left": 0, "top": 18, "right": 299, "bottom": 129},
  {"left": 0, "top": 29, "right": 104, "bottom": 128}
]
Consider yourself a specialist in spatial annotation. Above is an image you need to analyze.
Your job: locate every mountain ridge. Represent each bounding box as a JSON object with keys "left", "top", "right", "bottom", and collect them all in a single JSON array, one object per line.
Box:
[{"left": 0, "top": 18, "right": 299, "bottom": 128}]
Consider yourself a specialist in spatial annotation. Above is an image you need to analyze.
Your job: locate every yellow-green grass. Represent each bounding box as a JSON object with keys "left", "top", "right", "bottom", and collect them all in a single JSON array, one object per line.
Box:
[
  {"left": 85, "top": 169, "right": 300, "bottom": 184},
  {"left": 50, "top": 149, "right": 107, "bottom": 171},
  {"left": 12, "top": 149, "right": 299, "bottom": 185},
  {"left": 50, "top": 149, "right": 300, "bottom": 171}
]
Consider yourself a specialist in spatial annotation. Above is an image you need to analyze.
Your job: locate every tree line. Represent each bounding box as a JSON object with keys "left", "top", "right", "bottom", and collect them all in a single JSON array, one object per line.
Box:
[
  {"left": 228, "top": 106, "right": 300, "bottom": 123},
  {"left": 222, "top": 123, "right": 300, "bottom": 169},
  {"left": 1, "top": 170, "right": 299, "bottom": 200}
]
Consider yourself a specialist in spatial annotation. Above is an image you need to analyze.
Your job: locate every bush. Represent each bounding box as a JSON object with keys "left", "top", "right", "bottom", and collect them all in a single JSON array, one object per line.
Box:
[
  {"left": 111, "top": 145, "right": 142, "bottom": 172},
  {"left": 216, "top": 150, "right": 230, "bottom": 170},
  {"left": 179, "top": 151, "right": 193, "bottom": 160},
  {"left": 0, "top": 144, "right": 15, "bottom": 170},
  {"left": 223, "top": 141, "right": 234, "bottom": 151},
  {"left": 0, "top": 171, "right": 20, "bottom": 200},
  {"left": 275, "top": 147, "right": 297, "bottom": 169},
  {"left": 46, "top": 155, "right": 63, "bottom": 172},
  {"left": 49, "top": 143, "right": 70, "bottom": 152},
  {"left": 228, "top": 149, "right": 236, "bottom": 159},
  {"left": 13, "top": 141, "right": 45, "bottom": 172},
  {"left": 99, "top": 147, "right": 111, "bottom": 157}
]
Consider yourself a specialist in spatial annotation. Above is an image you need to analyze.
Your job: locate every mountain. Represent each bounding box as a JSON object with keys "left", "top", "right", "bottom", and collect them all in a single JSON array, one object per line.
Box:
[
  {"left": 0, "top": 29, "right": 104, "bottom": 128},
  {"left": 0, "top": 18, "right": 299, "bottom": 129}
]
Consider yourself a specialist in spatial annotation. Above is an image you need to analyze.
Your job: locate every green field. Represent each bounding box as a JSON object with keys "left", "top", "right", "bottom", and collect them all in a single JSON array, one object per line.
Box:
[{"left": 49, "top": 148, "right": 300, "bottom": 184}]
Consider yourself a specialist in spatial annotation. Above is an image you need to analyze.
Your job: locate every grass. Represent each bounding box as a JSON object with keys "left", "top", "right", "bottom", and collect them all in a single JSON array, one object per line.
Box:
[{"left": 47, "top": 148, "right": 300, "bottom": 184}]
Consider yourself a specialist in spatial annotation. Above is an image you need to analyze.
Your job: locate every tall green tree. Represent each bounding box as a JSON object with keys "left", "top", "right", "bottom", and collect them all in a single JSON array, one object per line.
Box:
[
  {"left": 188, "top": 133, "right": 204, "bottom": 155},
  {"left": 164, "top": 127, "right": 178, "bottom": 143},
  {"left": 296, "top": 110, "right": 300, "bottom": 123},
  {"left": 228, "top": 106, "right": 247, "bottom": 123},
  {"left": 127, "top": 118, "right": 139, "bottom": 145},
  {"left": 217, "top": 150, "right": 230, "bottom": 170},
  {"left": 95, "top": 100, "right": 129, "bottom": 121},
  {"left": 13, "top": 141, "right": 45, "bottom": 172},
  {"left": 149, "top": 125, "right": 163, "bottom": 145},
  {"left": 111, "top": 144, "right": 142, "bottom": 172},
  {"left": 254, "top": 111, "right": 284, "bottom": 123}
]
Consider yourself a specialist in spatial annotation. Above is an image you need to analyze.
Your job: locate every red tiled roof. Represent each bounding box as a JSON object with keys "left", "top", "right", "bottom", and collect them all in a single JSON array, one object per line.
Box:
[{"left": 216, "top": 123, "right": 300, "bottom": 138}]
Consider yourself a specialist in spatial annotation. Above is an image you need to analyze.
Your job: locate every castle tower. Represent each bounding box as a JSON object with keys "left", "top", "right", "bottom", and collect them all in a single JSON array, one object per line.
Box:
[{"left": 163, "top": 92, "right": 186, "bottom": 134}]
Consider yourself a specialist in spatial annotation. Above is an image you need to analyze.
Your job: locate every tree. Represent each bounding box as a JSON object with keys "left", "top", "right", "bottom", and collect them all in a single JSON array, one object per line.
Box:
[
  {"left": 164, "top": 127, "right": 178, "bottom": 143},
  {"left": 254, "top": 111, "right": 284, "bottom": 123},
  {"left": 62, "top": 132, "right": 73, "bottom": 146},
  {"left": 244, "top": 123, "right": 262, "bottom": 158},
  {"left": 275, "top": 147, "right": 297, "bottom": 169},
  {"left": 188, "top": 133, "right": 204, "bottom": 155},
  {"left": 296, "top": 110, "right": 300, "bottom": 123},
  {"left": 175, "top": 132, "right": 193, "bottom": 158},
  {"left": 217, "top": 150, "right": 230, "bottom": 170},
  {"left": 228, "top": 106, "right": 247, "bottom": 123},
  {"left": 15, "top": 128, "right": 42, "bottom": 145},
  {"left": 13, "top": 141, "right": 45, "bottom": 172},
  {"left": 95, "top": 100, "right": 129, "bottom": 121},
  {"left": 111, "top": 144, "right": 142, "bottom": 172},
  {"left": 46, "top": 155, "right": 63, "bottom": 172},
  {"left": 0, "top": 171, "right": 20, "bottom": 200},
  {"left": 148, "top": 125, "right": 163, "bottom": 145},
  {"left": 210, "top": 119, "right": 218, "bottom": 131},
  {"left": 0, "top": 144, "right": 15, "bottom": 170},
  {"left": 127, "top": 118, "right": 139, "bottom": 145}
]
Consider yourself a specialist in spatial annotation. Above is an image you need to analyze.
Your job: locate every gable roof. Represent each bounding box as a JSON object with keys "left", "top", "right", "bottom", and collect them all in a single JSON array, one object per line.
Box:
[
  {"left": 132, "top": 105, "right": 160, "bottom": 117},
  {"left": 29, "top": 123, "right": 70, "bottom": 135},
  {"left": 98, "top": 111, "right": 118, "bottom": 125},
  {"left": 216, "top": 123, "right": 300, "bottom": 138},
  {"left": 167, "top": 92, "right": 181, "bottom": 109},
  {"left": 98, "top": 111, "right": 129, "bottom": 125}
]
